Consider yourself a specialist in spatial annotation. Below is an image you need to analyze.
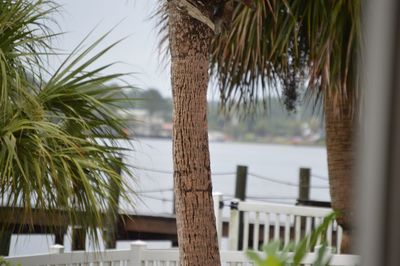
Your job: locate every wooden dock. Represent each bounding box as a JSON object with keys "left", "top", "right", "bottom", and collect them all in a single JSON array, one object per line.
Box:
[
  {"left": 0, "top": 206, "right": 326, "bottom": 248},
  {"left": 0, "top": 207, "right": 179, "bottom": 240},
  {"left": 0, "top": 206, "right": 234, "bottom": 254},
  {"left": 0, "top": 207, "right": 234, "bottom": 252}
]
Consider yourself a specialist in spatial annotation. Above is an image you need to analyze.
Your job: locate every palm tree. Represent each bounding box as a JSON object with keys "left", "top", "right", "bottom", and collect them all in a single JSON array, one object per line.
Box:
[
  {"left": 158, "top": 1, "right": 224, "bottom": 265},
  {"left": 0, "top": 0, "right": 136, "bottom": 254},
  {"left": 210, "top": 0, "right": 360, "bottom": 253},
  {"left": 158, "top": 0, "right": 261, "bottom": 264},
  {"left": 161, "top": 0, "right": 360, "bottom": 257}
]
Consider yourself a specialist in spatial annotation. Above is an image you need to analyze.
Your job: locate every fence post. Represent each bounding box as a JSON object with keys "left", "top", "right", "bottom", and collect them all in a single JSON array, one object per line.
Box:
[
  {"left": 128, "top": 241, "right": 146, "bottom": 266},
  {"left": 50, "top": 244, "right": 64, "bottom": 254},
  {"left": 228, "top": 199, "right": 240, "bottom": 250},
  {"left": 50, "top": 244, "right": 65, "bottom": 266},
  {"left": 298, "top": 167, "right": 311, "bottom": 204},
  {"left": 213, "top": 192, "right": 223, "bottom": 248}
]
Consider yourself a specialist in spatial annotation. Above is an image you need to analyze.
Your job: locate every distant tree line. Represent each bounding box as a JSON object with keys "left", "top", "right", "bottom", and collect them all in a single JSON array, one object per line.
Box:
[
  {"left": 123, "top": 88, "right": 324, "bottom": 143},
  {"left": 208, "top": 100, "right": 324, "bottom": 143}
]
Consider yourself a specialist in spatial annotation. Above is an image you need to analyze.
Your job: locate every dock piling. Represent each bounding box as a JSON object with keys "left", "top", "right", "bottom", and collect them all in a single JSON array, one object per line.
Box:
[
  {"left": 234, "top": 165, "right": 248, "bottom": 250},
  {"left": 298, "top": 167, "right": 311, "bottom": 203}
]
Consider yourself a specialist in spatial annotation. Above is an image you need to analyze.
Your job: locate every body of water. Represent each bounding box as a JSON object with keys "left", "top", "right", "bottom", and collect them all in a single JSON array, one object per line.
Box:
[
  {"left": 8, "top": 138, "right": 330, "bottom": 255},
  {"left": 126, "top": 138, "right": 330, "bottom": 214}
]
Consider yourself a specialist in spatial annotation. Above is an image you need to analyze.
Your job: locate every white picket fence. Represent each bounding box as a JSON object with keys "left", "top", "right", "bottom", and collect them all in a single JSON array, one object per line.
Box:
[
  {"left": 5, "top": 241, "right": 359, "bottom": 266},
  {"left": 212, "top": 194, "right": 343, "bottom": 253},
  {"left": 5, "top": 194, "right": 354, "bottom": 265}
]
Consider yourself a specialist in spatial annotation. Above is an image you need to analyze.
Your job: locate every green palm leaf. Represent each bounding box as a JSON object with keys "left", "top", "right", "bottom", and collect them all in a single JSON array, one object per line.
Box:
[
  {"left": 0, "top": 0, "right": 137, "bottom": 246},
  {"left": 211, "top": 0, "right": 361, "bottom": 115}
]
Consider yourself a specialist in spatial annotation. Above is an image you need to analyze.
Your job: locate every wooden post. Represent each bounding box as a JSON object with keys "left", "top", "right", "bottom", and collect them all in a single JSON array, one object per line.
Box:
[
  {"left": 235, "top": 165, "right": 248, "bottom": 201},
  {"left": 298, "top": 167, "right": 311, "bottom": 204},
  {"left": 105, "top": 157, "right": 122, "bottom": 249},
  {"left": 0, "top": 230, "right": 12, "bottom": 256},
  {"left": 71, "top": 227, "right": 86, "bottom": 251},
  {"left": 235, "top": 165, "right": 247, "bottom": 250},
  {"left": 298, "top": 167, "right": 311, "bottom": 230},
  {"left": 54, "top": 228, "right": 65, "bottom": 245},
  {"left": 129, "top": 241, "right": 146, "bottom": 266}
]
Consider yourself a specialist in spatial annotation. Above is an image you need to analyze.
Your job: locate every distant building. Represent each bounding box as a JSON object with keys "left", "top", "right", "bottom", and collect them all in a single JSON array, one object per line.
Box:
[{"left": 117, "top": 109, "right": 171, "bottom": 138}]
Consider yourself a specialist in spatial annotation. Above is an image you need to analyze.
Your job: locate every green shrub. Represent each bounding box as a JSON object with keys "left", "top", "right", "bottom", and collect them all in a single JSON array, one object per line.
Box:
[
  {"left": 247, "top": 213, "right": 336, "bottom": 266},
  {"left": 0, "top": 257, "right": 20, "bottom": 266}
]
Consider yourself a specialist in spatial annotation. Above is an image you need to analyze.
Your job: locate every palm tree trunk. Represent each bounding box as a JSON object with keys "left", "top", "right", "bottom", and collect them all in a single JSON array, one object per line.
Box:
[
  {"left": 324, "top": 92, "right": 355, "bottom": 253},
  {"left": 168, "top": 3, "right": 221, "bottom": 266}
]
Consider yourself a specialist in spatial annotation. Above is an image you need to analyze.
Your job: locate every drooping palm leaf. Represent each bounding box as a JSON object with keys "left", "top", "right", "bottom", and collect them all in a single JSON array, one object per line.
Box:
[
  {"left": 0, "top": 0, "right": 137, "bottom": 245},
  {"left": 0, "top": 0, "right": 57, "bottom": 115},
  {"left": 211, "top": 0, "right": 361, "bottom": 116}
]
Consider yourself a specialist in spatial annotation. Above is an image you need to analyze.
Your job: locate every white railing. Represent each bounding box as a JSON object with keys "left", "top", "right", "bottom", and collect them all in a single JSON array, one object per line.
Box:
[
  {"left": 5, "top": 194, "right": 348, "bottom": 265},
  {"left": 5, "top": 244, "right": 135, "bottom": 266},
  {"left": 212, "top": 194, "right": 343, "bottom": 253},
  {"left": 6, "top": 241, "right": 359, "bottom": 266}
]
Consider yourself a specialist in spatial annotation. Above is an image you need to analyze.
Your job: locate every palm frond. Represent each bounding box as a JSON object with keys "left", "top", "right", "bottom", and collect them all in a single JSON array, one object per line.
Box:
[
  {"left": 0, "top": 1, "right": 58, "bottom": 77},
  {"left": 0, "top": 0, "right": 138, "bottom": 246},
  {"left": 211, "top": 0, "right": 361, "bottom": 116}
]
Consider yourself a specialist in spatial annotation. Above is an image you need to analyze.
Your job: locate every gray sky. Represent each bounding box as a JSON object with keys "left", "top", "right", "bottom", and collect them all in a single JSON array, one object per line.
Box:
[{"left": 53, "top": 0, "right": 172, "bottom": 96}]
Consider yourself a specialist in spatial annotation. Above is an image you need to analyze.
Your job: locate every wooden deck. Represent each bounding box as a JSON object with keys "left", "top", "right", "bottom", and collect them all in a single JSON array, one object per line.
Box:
[
  {"left": 0, "top": 207, "right": 329, "bottom": 244},
  {"left": 0, "top": 207, "right": 180, "bottom": 241},
  {"left": 0, "top": 201, "right": 340, "bottom": 256}
]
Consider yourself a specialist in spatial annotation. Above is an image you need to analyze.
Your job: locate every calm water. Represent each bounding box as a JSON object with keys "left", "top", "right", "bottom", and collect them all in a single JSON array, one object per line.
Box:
[
  {"left": 9, "top": 138, "right": 330, "bottom": 255},
  {"left": 125, "top": 138, "right": 330, "bottom": 214}
]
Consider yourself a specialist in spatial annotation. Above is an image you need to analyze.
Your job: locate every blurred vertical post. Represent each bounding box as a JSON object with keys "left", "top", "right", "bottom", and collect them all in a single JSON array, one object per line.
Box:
[
  {"left": 235, "top": 165, "right": 248, "bottom": 201},
  {"left": 358, "top": 0, "right": 400, "bottom": 264},
  {"left": 298, "top": 167, "right": 311, "bottom": 230},
  {"left": 71, "top": 227, "right": 86, "bottom": 251},
  {"left": 298, "top": 167, "right": 311, "bottom": 204},
  {"left": 234, "top": 165, "right": 247, "bottom": 250},
  {"left": 54, "top": 228, "right": 65, "bottom": 245},
  {"left": 0, "top": 230, "right": 12, "bottom": 256}
]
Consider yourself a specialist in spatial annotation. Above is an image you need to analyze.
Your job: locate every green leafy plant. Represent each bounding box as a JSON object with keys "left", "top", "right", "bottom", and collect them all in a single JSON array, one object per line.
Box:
[
  {"left": 247, "top": 213, "right": 336, "bottom": 266},
  {"left": 0, "top": 0, "right": 137, "bottom": 245},
  {"left": 0, "top": 256, "right": 20, "bottom": 266}
]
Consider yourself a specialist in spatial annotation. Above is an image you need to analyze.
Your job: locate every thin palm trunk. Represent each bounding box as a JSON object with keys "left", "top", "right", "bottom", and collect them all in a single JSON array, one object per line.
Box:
[
  {"left": 168, "top": 3, "right": 220, "bottom": 265},
  {"left": 325, "top": 92, "right": 355, "bottom": 253}
]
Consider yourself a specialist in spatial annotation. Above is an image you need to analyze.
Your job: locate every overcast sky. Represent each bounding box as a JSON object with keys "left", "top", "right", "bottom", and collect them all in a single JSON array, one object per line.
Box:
[{"left": 52, "top": 0, "right": 172, "bottom": 96}]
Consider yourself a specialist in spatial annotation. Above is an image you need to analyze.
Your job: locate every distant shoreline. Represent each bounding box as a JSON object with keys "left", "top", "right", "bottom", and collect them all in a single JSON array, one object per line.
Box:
[{"left": 132, "top": 134, "right": 325, "bottom": 147}]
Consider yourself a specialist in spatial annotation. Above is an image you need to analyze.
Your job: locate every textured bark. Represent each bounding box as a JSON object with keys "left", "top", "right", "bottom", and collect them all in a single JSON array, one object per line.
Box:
[
  {"left": 324, "top": 92, "right": 355, "bottom": 254},
  {"left": 168, "top": 2, "right": 221, "bottom": 265}
]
